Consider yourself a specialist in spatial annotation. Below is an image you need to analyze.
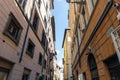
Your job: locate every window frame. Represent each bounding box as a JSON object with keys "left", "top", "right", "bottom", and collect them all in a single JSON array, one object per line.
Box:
[
  {"left": 26, "top": 39, "right": 35, "bottom": 58},
  {"left": 32, "top": 10, "right": 39, "bottom": 32},
  {"left": 3, "top": 12, "right": 23, "bottom": 45}
]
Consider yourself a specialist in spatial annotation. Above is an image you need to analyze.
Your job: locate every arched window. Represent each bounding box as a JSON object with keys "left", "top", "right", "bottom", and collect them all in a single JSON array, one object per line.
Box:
[{"left": 88, "top": 54, "right": 99, "bottom": 80}]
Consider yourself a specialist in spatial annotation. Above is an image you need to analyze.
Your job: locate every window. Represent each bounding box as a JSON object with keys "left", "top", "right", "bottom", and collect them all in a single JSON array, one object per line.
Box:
[
  {"left": 38, "top": 53, "right": 42, "bottom": 65},
  {"left": 3, "top": 12, "right": 22, "bottom": 45},
  {"left": 88, "top": 54, "right": 99, "bottom": 80},
  {"left": 104, "top": 54, "right": 120, "bottom": 80},
  {"left": 22, "top": 68, "right": 30, "bottom": 80},
  {"left": 41, "top": 30, "right": 45, "bottom": 46},
  {"left": 38, "top": 0, "right": 41, "bottom": 8},
  {"left": 26, "top": 39, "right": 35, "bottom": 57},
  {"left": 18, "top": 0, "right": 22, "bottom": 4},
  {"left": 33, "top": 11, "right": 39, "bottom": 32},
  {"left": 0, "top": 67, "right": 9, "bottom": 80},
  {"left": 44, "top": 17, "right": 47, "bottom": 28},
  {"left": 18, "top": 0, "right": 27, "bottom": 10},
  {"left": 44, "top": 60, "right": 46, "bottom": 69}
]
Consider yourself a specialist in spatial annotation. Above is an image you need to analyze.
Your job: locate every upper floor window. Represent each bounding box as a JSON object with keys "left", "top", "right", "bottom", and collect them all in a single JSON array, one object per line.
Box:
[
  {"left": 3, "top": 12, "right": 22, "bottom": 45},
  {"left": 22, "top": 68, "right": 31, "bottom": 80},
  {"left": 38, "top": 0, "right": 41, "bottom": 6},
  {"left": 41, "top": 30, "right": 45, "bottom": 46},
  {"left": 38, "top": 53, "right": 42, "bottom": 65},
  {"left": 32, "top": 11, "right": 39, "bottom": 32},
  {"left": 43, "top": 60, "right": 46, "bottom": 69},
  {"left": 26, "top": 39, "right": 35, "bottom": 58},
  {"left": 44, "top": 17, "right": 47, "bottom": 28},
  {"left": 17, "top": 0, "right": 27, "bottom": 10}
]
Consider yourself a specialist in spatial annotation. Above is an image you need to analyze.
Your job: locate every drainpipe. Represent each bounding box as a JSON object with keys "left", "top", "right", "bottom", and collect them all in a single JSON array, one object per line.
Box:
[{"left": 19, "top": 0, "right": 36, "bottom": 62}]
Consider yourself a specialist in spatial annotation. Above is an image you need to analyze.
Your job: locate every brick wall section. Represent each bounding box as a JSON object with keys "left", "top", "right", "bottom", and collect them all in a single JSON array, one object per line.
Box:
[
  {"left": 73, "top": 0, "right": 120, "bottom": 80},
  {"left": 0, "top": 0, "right": 45, "bottom": 80}
]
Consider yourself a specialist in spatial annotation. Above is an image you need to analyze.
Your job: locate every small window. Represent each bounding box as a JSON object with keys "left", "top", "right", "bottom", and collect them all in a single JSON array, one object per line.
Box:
[
  {"left": 0, "top": 67, "right": 9, "bottom": 80},
  {"left": 44, "top": 17, "right": 47, "bottom": 28},
  {"left": 41, "top": 30, "right": 45, "bottom": 46},
  {"left": 38, "top": 53, "right": 42, "bottom": 65},
  {"left": 18, "top": 0, "right": 22, "bottom": 4},
  {"left": 44, "top": 60, "right": 46, "bottom": 69},
  {"left": 38, "top": 0, "right": 41, "bottom": 5},
  {"left": 22, "top": 68, "right": 31, "bottom": 80},
  {"left": 18, "top": 0, "right": 27, "bottom": 10},
  {"left": 22, "top": 0, "right": 27, "bottom": 10},
  {"left": 3, "top": 12, "right": 22, "bottom": 45},
  {"left": 26, "top": 39, "right": 35, "bottom": 57},
  {"left": 33, "top": 11, "right": 39, "bottom": 32}
]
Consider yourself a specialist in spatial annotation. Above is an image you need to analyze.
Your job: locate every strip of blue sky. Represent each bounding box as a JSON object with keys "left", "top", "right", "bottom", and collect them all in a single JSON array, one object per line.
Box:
[{"left": 53, "top": 0, "right": 68, "bottom": 67}]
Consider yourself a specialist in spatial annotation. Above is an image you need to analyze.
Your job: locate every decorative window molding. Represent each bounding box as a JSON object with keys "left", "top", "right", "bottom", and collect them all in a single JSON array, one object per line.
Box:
[{"left": 3, "top": 12, "right": 22, "bottom": 45}]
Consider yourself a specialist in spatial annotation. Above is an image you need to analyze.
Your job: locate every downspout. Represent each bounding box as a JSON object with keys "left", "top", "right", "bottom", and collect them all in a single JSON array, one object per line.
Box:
[{"left": 19, "top": 0, "right": 36, "bottom": 62}]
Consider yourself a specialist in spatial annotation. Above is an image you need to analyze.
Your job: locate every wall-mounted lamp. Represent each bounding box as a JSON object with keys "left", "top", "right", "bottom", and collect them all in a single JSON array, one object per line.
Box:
[{"left": 66, "top": 0, "right": 85, "bottom": 4}]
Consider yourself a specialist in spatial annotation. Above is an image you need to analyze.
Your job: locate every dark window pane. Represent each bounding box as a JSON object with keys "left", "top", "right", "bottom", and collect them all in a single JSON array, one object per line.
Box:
[
  {"left": 88, "top": 54, "right": 99, "bottom": 80},
  {"left": 22, "top": 0, "right": 27, "bottom": 10},
  {"left": 26, "top": 40, "right": 35, "bottom": 57},
  {"left": 8, "top": 20, "right": 20, "bottom": 40},
  {"left": 39, "top": 53, "right": 42, "bottom": 65},
  {"left": 44, "top": 17, "right": 47, "bottom": 28},
  {"left": 33, "top": 12, "right": 39, "bottom": 31},
  {"left": 22, "top": 74, "right": 29, "bottom": 80},
  {"left": 18, "top": 0, "right": 23, "bottom": 4}
]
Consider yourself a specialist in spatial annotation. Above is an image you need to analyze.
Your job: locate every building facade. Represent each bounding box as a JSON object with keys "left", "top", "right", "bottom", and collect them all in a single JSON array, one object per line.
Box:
[
  {"left": 0, "top": 0, "right": 55, "bottom": 80},
  {"left": 62, "top": 29, "right": 73, "bottom": 80},
  {"left": 67, "top": 0, "right": 120, "bottom": 80}
]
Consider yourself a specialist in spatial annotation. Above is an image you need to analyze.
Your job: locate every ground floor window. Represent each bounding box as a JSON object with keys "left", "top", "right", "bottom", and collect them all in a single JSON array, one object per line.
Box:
[
  {"left": 88, "top": 54, "right": 99, "bottom": 80},
  {"left": 0, "top": 67, "right": 9, "bottom": 80},
  {"left": 104, "top": 54, "right": 120, "bottom": 80}
]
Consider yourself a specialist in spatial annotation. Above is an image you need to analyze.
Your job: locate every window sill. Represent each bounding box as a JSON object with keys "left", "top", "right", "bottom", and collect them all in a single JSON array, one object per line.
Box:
[
  {"left": 3, "top": 32, "right": 19, "bottom": 45},
  {"left": 26, "top": 51, "right": 33, "bottom": 58}
]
